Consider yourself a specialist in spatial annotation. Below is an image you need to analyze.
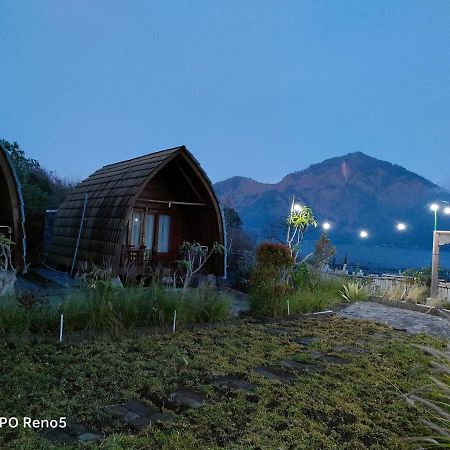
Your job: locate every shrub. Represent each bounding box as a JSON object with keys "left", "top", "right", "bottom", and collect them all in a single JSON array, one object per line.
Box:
[
  {"left": 250, "top": 282, "right": 292, "bottom": 316},
  {"left": 253, "top": 242, "right": 293, "bottom": 283},
  {"left": 403, "top": 267, "right": 432, "bottom": 287},
  {"left": 292, "top": 263, "right": 319, "bottom": 292},
  {"left": 249, "top": 243, "right": 295, "bottom": 316},
  {"left": 383, "top": 284, "right": 406, "bottom": 301},
  {"left": 340, "top": 281, "right": 368, "bottom": 302},
  {"left": 406, "top": 285, "right": 429, "bottom": 304}
]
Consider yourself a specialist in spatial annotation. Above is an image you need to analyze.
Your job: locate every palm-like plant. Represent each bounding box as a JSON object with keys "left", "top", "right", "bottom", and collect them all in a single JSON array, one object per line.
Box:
[{"left": 339, "top": 281, "right": 368, "bottom": 302}]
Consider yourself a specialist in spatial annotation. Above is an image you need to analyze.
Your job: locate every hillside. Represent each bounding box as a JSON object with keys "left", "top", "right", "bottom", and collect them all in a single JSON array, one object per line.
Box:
[{"left": 214, "top": 152, "right": 450, "bottom": 246}]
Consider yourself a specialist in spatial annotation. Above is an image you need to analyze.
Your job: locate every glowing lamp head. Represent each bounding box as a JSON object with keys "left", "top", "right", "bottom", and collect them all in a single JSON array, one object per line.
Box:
[
  {"left": 293, "top": 203, "right": 303, "bottom": 213},
  {"left": 397, "top": 223, "right": 406, "bottom": 231},
  {"left": 430, "top": 203, "right": 439, "bottom": 212},
  {"left": 322, "top": 222, "right": 331, "bottom": 231},
  {"left": 444, "top": 206, "right": 450, "bottom": 215},
  {"left": 359, "top": 230, "right": 368, "bottom": 239}
]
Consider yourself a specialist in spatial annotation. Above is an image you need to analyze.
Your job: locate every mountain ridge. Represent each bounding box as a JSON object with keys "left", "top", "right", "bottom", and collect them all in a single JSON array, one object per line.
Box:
[{"left": 214, "top": 152, "right": 450, "bottom": 246}]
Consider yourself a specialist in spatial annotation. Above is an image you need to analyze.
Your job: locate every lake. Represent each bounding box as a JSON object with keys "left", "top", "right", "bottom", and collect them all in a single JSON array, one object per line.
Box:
[{"left": 299, "top": 241, "right": 450, "bottom": 274}]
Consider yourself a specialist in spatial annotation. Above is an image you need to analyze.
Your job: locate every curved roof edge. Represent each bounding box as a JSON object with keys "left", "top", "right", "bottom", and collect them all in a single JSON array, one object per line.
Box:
[{"left": 0, "top": 143, "right": 27, "bottom": 271}]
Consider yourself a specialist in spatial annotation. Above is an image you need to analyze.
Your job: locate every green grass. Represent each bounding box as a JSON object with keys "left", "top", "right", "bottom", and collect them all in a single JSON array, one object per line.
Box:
[
  {"left": 0, "top": 285, "right": 231, "bottom": 337},
  {"left": 0, "top": 315, "right": 444, "bottom": 449},
  {"left": 250, "top": 279, "right": 343, "bottom": 317}
]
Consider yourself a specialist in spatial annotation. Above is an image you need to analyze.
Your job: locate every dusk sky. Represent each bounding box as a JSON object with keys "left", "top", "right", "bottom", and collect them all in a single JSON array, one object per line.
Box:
[{"left": 1, "top": 1, "right": 449, "bottom": 186}]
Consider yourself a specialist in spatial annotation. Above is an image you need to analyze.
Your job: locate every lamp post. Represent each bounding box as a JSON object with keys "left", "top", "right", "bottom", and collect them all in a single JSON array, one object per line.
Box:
[{"left": 430, "top": 203, "right": 439, "bottom": 231}]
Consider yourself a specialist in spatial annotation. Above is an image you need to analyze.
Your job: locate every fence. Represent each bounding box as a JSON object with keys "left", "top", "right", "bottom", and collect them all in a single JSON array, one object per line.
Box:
[{"left": 322, "top": 271, "right": 450, "bottom": 303}]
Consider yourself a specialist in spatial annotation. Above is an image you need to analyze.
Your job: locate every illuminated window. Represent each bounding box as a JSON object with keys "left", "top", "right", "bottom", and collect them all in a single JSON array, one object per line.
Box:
[{"left": 131, "top": 211, "right": 143, "bottom": 246}]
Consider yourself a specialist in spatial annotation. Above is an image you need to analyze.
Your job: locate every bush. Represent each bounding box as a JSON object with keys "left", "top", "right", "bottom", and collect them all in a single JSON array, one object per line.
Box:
[
  {"left": 292, "top": 263, "right": 319, "bottom": 292},
  {"left": 383, "top": 284, "right": 406, "bottom": 301},
  {"left": 403, "top": 267, "right": 432, "bottom": 287},
  {"left": 250, "top": 282, "right": 292, "bottom": 316},
  {"left": 340, "top": 281, "right": 368, "bottom": 302},
  {"left": 406, "top": 285, "right": 429, "bottom": 304},
  {"left": 249, "top": 242, "right": 294, "bottom": 316}
]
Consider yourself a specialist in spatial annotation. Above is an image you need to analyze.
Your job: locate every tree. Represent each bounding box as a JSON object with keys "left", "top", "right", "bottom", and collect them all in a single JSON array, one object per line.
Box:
[
  {"left": 223, "top": 206, "right": 242, "bottom": 230},
  {"left": 313, "top": 233, "right": 336, "bottom": 270},
  {"left": 176, "top": 241, "right": 224, "bottom": 291},
  {"left": 1, "top": 139, "right": 76, "bottom": 260},
  {"left": 286, "top": 197, "right": 317, "bottom": 262}
]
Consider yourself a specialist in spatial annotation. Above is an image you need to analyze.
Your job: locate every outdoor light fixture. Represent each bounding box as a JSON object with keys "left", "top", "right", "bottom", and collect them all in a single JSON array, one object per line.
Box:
[
  {"left": 430, "top": 203, "right": 440, "bottom": 231},
  {"left": 445, "top": 206, "right": 450, "bottom": 215},
  {"left": 430, "top": 203, "right": 439, "bottom": 212},
  {"left": 397, "top": 223, "right": 406, "bottom": 231},
  {"left": 359, "top": 230, "right": 368, "bottom": 238},
  {"left": 293, "top": 203, "right": 303, "bottom": 213},
  {"left": 322, "top": 222, "right": 331, "bottom": 231}
]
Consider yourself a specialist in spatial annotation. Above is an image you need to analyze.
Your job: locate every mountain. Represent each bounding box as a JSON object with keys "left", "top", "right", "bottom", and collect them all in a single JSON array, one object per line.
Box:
[{"left": 214, "top": 152, "right": 450, "bottom": 247}]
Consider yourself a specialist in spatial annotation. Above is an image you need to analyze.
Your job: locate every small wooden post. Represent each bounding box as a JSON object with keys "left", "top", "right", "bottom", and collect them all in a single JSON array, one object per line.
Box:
[
  {"left": 59, "top": 314, "right": 64, "bottom": 342},
  {"left": 172, "top": 310, "right": 177, "bottom": 332}
]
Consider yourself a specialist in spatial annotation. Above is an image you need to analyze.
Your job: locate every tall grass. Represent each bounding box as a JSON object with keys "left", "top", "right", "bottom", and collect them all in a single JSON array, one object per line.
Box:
[
  {"left": 407, "top": 352, "right": 450, "bottom": 448},
  {"left": 250, "top": 279, "right": 342, "bottom": 316},
  {"left": 0, "top": 284, "right": 231, "bottom": 337}
]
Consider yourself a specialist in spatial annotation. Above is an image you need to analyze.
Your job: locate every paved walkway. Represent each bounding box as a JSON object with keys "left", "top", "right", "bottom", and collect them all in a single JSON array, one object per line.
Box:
[{"left": 338, "top": 301, "right": 450, "bottom": 338}]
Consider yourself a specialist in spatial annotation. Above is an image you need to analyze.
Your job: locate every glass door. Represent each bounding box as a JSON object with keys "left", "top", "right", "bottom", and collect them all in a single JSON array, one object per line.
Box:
[
  {"left": 144, "top": 213, "right": 155, "bottom": 249},
  {"left": 156, "top": 214, "right": 171, "bottom": 253}
]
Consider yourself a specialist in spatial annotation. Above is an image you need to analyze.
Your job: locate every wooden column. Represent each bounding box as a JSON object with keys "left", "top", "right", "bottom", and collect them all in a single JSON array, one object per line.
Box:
[{"left": 431, "top": 231, "right": 440, "bottom": 300}]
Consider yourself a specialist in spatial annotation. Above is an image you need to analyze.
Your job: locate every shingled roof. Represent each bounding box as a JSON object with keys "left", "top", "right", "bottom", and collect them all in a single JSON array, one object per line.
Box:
[{"left": 48, "top": 145, "right": 219, "bottom": 269}]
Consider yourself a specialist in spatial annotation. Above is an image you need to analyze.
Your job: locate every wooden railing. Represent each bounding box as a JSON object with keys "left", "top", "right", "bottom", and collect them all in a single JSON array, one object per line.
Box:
[{"left": 121, "top": 247, "right": 152, "bottom": 269}]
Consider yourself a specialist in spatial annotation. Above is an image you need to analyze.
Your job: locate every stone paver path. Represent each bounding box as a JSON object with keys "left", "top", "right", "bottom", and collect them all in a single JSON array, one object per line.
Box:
[
  {"left": 293, "top": 336, "right": 321, "bottom": 346},
  {"left": 210, "top": 376, "right": 257, "bottom": 393},
  {"left": 168, "top": 388, "right": 206, "bottom": 409},
  {"left": 42, "top": 417, "right": 102, "bottom": 445},
  {"left": 309, "top": 350, "right": 349, "bottom": 365},
  {"left": 279, "top": 359, "right": 323, "bottom": 373},
  {"left": 253, "top": 366, "right": 297, "bottom": 384},
  {"left": 338, "top": 301, "right": 450, "bottom": 338},
  {"left": 104, "top": 399, "right": 173, "bottom": 431}
]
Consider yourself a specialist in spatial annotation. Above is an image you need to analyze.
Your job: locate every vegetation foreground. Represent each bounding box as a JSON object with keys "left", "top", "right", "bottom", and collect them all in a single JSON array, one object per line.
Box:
[{"left": 0, "top": 315, "right": 445, "bottom": 449}]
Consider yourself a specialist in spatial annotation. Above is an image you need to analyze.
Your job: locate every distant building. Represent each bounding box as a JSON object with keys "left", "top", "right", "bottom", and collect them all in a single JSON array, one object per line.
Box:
[{"left": 48, "top": 146, "right": 225, "bottom": 277}]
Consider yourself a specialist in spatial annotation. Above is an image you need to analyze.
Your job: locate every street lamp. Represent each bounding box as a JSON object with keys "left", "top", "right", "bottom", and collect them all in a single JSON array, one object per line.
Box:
[
  {"left": 359, "top": 230, "right": 368, "bottom": 238},
  {"left": 445, "top": 206, "right": 450, "bottom": 215},
  {"left": 397, "top": 222, "right": 406, "bottom": 231},
  {"left": 322, "top": 222, "right": 331, "bottom": 231},
  {"left": 430, "top": 203, "right": 439, "bottom": 231}
]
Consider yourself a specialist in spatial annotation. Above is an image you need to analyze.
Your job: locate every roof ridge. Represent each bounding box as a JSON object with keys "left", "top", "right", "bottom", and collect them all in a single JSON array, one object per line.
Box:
[{"left": 102, "top": 145, "right": 185, "bottom": 169}]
